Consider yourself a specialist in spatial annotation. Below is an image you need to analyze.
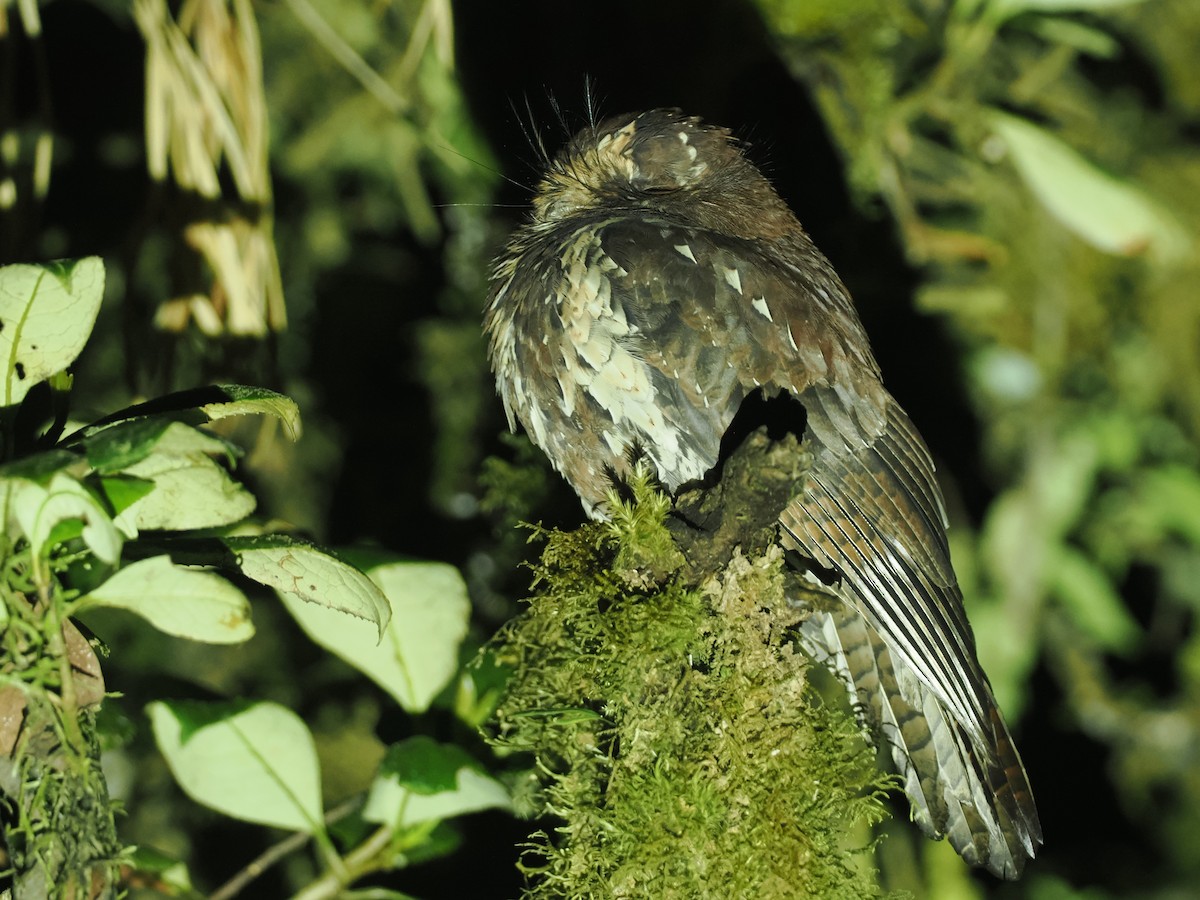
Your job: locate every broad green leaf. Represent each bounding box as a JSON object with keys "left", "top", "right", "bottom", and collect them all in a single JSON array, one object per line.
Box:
[
  {"left": 990, "top": 112, "right": 1188, "bottom": 262},
  {"left": 1031, "top": 430, "right": 1100, "bottom": 537},
  {"left": 71, "top": 384, "right": 298, "bottom": 440},
  {"left": 148, "top": 700, "right": 324, "bottom": 833},
  {"left": 0, "top": 449, "right": 85, "bottom": 484},
  {"left": 987, "top": 0, "right": 1150, "bottom": 19},
  {"left": 96, "top": 474, "right": 156, "bottom": 516},
  {"left": 982, "top": 489, "right": 1044, "bottom": 599},
  {"left": 82, "top": 417, "right": 178, "bottom": 473},
  {"left": 394, "top": 821, "right": 463, "bottom": 868},
  {"left": 1051, "top": 546, "right": 1139, "bottom": 653},
  {"left": 81, "top": 555, "right": 254, "bottom": 644},
  {"left": 113, "top": 422, "right": 254, "bottom": 533},
  {"left": 114, "top": 460, "right": 254, "bottom": 533},
  {"left": 0, "top": 257, "right": 104, "bottom": 406},
  {"left": 374, "top": 736, "right": 476, "bottom": 795},
  {"left": 6, "top": 473, "right": 122, "bottom": 566},
  {"left": 203, "top": 385, "right": 302, "bottom": 440},
  {"left": 123, "top": 419, "right": 236, "bottom": 464},
  {"left": 363, "top": 737, "right": 510, "bottom": 828},
  {"left": 226, "top": 535, "right": 391, "bottom": 636},
  {"left": 1140, "top": 466, "right": 1200, "bottom": 546},
  {"left": 279, "top": 560, "right": 467, "bottom": 711}
]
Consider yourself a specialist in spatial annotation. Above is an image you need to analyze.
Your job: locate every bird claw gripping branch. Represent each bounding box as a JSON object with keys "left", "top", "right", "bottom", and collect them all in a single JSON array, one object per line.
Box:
[{"left": 485, "top": 108, "right": 1041, "bottom": 878}]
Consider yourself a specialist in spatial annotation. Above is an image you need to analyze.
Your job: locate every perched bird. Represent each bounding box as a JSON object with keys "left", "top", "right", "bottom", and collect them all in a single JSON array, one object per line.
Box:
[{"left": 484, "top": 108, "right": 1041, "bottom": 878}]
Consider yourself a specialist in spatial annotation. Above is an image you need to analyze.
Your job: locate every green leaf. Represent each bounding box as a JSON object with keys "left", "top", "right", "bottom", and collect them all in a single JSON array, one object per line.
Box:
[
  {"left": 71, "top": 384, "right": 300, "bottom": 440},
  {"left": 203, "top": 384, "right": 302, "bottom": 440},
  {"left": 363, "top": 737, "right": 510, "bottom": 828},
  {"left": 394, "top": 820, "right": 463, "bottom": 867},
  {"left": 0, "top": 257, "right": 104, "bottom": 407},
  {"left": 81, "top": 555, "right": 254, "bottom": 644},
  {"left": 120, "top": 419, "right": 236, "bottom": 465},
  {"left": 96, "top": 474, "right": 156, "bottom": 516},
  {"left": 279, "top": 560, "right": 467, "bottom": 711},
  {"left": 380, "top": 736, "right": 476, "bottom": 795},
  {"left": 1140, "top": 466, "right": 1200, "bottom": 546},
  {"left": 457, "top": 647, "right": 512, "bottom": 729},
  {"left": 962, "top": 596, "right": 1039, "bottom": 719},
  {"left": 5, "top": 473, "right": 122, "bottom": 566},
  {"left": 117, "top": 459, "right": 254, "bottom": 533},
  {"left": 1032, "top": 430, "right": 1101, "bottom": 537},
  {"left": 0, "top": 449, "right": 84, "bottom": 483},
  {"left": 987, "top": 0, "right": 1151, "bottom": 19},
  {"left": 82, "top": 417, "right": 178, "bottom": 473},
  {"left": 1050, "top": 546, "right": 1139, "bottom": 653},
  {"left": 990, "top": 112, "right": 1188, "bottom": 262},
  {"left": 982, "top": 489, "right": 1040, "bottom": 588},
  {"left": 112, "top": 422, "right": 254, "bottom": 533},
  {"left": 225, "top": 535, "right": 392, "bottom": 636},
  {"left": 1020, "top": 15, "right": 1121, "bottom": 57},
  {"left": 148, "top": 700, "right": 324, "bottom": 833}
]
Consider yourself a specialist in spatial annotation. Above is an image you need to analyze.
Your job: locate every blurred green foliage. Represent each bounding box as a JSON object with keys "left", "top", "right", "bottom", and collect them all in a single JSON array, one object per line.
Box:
[{"left": 258, "top": 0, "right": 502, "bottom": 522}]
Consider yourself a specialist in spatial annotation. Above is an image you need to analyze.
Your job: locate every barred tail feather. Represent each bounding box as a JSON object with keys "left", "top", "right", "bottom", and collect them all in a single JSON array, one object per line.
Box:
[{"left": 797, "top": 605, "right": 1042, "bottom": 879}]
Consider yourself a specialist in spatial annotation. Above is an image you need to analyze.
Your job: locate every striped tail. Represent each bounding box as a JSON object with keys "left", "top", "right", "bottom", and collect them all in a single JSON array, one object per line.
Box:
[{"left": 797, "top": 603, "right": 1042, "bottom": 878}]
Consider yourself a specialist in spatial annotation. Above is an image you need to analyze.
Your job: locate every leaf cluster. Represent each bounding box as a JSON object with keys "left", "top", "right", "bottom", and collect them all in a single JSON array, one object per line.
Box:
[{"left": 0, "top": 258, "right": 498, "bottom": 898}]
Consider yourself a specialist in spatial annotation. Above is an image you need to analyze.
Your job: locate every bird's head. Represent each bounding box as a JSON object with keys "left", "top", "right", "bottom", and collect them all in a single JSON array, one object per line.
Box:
[{"left": 531, "top": 109, "right": 800, "bottom": 241}]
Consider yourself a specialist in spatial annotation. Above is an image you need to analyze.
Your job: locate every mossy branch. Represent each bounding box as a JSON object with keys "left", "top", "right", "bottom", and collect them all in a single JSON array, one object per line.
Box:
[
  {"left": 0, "top": 577, "right": 122, "bottom": 899},
  {"left": 486, "top": 429, "right": 892, "bottom": 899}
]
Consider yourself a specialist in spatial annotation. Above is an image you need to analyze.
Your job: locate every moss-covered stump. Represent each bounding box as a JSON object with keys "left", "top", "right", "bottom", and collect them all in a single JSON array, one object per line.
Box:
[{"left": 487, "top": 440, "right": 892, "bottom": 899}]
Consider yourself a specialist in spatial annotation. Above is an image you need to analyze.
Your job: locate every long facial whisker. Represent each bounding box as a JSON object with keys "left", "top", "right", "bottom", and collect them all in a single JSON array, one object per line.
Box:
[
  {"left": 511, "top": 94, "right": 552, "bottom": 172},
  {"left": 433, "top": 202, "right": 531, "bottom": 209},
  {"left": 433, "top": 140, "right": 531, "bottom": 193}
]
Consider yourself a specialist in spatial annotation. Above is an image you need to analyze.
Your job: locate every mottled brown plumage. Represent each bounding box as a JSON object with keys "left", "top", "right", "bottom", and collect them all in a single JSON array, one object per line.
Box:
[{"left": 485, "top": 108, "right": 1041, "bottom": 878}]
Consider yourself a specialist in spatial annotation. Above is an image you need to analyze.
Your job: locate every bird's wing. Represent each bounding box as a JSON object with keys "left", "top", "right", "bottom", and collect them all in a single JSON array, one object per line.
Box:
[
  {"left": 782, "top": 396, "right": 990, "bottom": 735},
  {"left": 782, "top": 397, "right": 1042, "bottom": 873},
  {"left": 596, "top": 216, "right": 885, "bottom": 456},
  {"left": 601, "top": 219, "right": 986, "bottom": 725},
  {"left": 599, "top": 218, "right": 878, "bottom": 392}
]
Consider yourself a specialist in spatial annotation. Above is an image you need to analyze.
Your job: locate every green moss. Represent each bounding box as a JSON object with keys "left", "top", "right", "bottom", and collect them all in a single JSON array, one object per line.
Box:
[{"left": 488, "top": 478, "right": 890, "bottom": 899}]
